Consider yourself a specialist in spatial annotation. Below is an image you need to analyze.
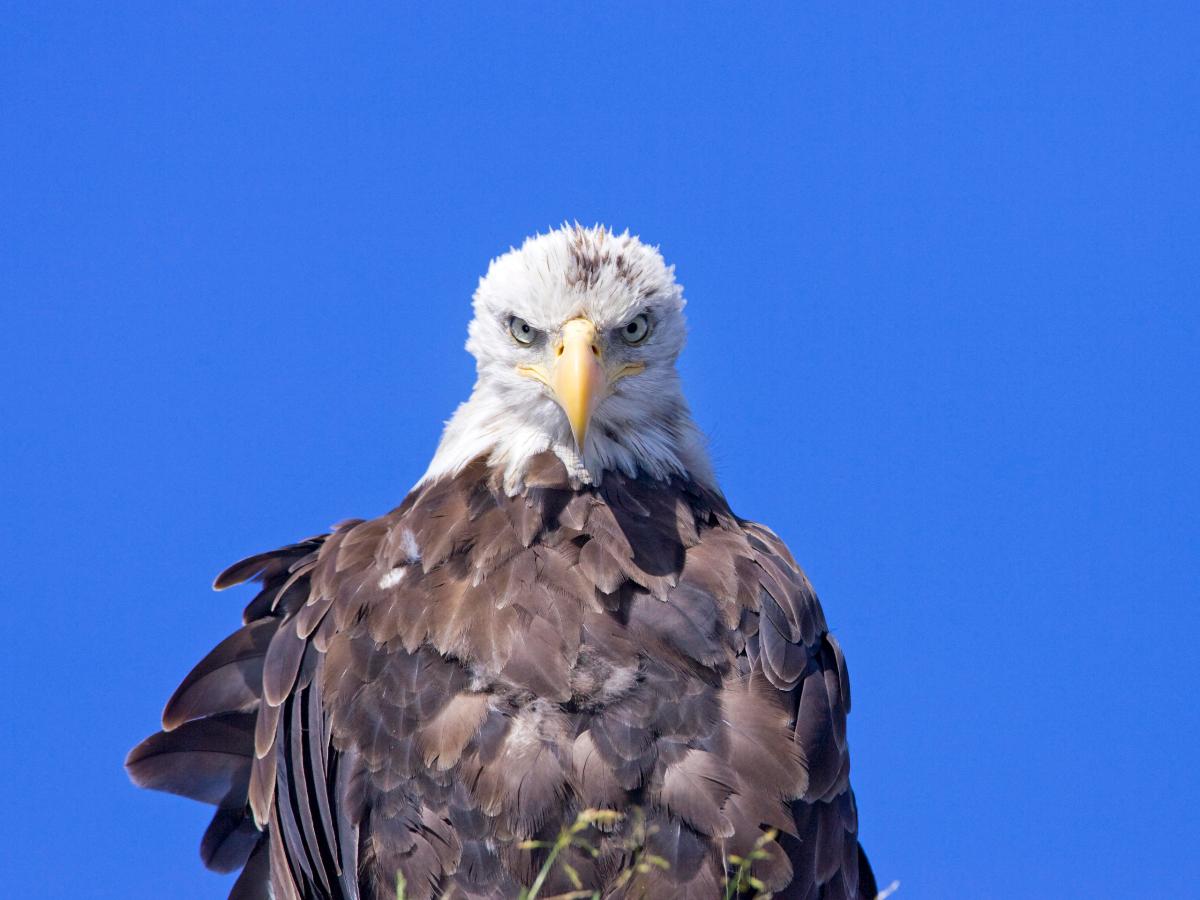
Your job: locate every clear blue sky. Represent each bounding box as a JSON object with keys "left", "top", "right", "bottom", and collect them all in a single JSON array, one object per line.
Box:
[{"left": 2, "top": 4, "right": 1196, "bottom": 897}]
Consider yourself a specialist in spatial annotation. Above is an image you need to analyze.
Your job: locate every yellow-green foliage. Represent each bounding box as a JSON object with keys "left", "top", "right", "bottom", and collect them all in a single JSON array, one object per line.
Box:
[{"left": 396, "top": 810, "right": 898, "bottom": 900}]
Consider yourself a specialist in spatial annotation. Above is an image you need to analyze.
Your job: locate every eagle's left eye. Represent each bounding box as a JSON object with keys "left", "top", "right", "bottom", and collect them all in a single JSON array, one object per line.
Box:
[{"left": 620, "top": 313, "right": 651, "bottom": 345}]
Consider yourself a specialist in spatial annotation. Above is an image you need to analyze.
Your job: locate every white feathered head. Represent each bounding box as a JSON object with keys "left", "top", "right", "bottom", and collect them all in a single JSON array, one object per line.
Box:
[{"left": 424, "top": 224, "right": 712, "bottom": 491}]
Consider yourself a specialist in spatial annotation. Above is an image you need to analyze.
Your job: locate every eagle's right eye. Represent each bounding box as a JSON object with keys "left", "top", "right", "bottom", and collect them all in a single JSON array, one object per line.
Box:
[{"left": 508, "top": 316, "right": 539, "bottom": 345}]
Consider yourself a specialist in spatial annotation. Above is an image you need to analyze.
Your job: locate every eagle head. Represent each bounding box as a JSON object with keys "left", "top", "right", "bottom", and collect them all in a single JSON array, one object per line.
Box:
[{"left": 423, "top": 224, "right": 713, "bottom": 492}]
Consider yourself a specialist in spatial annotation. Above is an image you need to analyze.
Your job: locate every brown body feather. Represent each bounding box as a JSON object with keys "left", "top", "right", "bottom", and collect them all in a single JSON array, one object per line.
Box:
[{"left": 128, "top": 453, "right": 875, "bottom": 899}]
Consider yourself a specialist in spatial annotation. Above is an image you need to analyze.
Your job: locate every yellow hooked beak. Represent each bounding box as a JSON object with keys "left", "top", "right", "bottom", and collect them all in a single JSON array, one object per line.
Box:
[
  {"left": 514, "top": 317, "right": 646, "bottom": 450},
  {"left": 550, "top": 318, "right": 605, "bottom": 448}
]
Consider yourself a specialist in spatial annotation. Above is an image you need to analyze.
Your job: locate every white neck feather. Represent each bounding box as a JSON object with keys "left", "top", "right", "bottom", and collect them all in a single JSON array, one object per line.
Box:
[{"left": 420, "top": 383, "right": 714, "bottom": 495}]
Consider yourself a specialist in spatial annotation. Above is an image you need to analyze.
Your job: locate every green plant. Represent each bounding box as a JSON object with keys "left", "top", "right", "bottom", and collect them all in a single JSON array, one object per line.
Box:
[
  {"left": 518, "top": 808, "right": 622, "bottom": 900},
  {"left": 722, "top": 828, "right": 778, "bottom": 900},
  {"left": 396, "top": 811, "right": 887, "bottom": 900}
]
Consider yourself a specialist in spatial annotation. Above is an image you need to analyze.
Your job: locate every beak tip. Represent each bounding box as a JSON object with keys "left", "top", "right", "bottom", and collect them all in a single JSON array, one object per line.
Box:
[{"left": 568, "top": 419, "right": 588, "bottom": 451}]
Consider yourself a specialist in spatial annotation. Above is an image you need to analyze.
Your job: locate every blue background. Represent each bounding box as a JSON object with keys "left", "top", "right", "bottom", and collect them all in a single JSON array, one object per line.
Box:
[{"left": 2, "top": 4, "right": 1196, "bottom": 897}]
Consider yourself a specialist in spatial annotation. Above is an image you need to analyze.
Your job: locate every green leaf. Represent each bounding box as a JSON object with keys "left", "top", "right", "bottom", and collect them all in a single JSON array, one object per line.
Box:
[{"left": 562, "top": 862, "right": 583, "bottom": 889}]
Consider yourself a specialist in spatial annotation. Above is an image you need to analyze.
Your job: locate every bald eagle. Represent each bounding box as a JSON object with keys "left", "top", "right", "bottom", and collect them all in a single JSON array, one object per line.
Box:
[{"left": 128, "top": 225, "right": 876, "bottom": 900}]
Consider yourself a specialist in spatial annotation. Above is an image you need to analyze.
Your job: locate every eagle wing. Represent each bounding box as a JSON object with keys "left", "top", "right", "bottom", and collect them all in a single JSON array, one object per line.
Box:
[
  {"left": 732, "top": 520, "right": 877, "bottom": 900},
  {"left": 126, "top": 533, "right": 357, "bottom": 900}
]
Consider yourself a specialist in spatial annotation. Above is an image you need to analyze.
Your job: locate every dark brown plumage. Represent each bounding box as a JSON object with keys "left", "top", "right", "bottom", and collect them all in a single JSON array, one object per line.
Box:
[{"left": 129, "top": 452, "right": 874, "bottom": 899}]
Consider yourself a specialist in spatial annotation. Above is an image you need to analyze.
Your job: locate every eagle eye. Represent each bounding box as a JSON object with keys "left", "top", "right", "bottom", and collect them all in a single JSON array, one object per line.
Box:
[
  {"left": 620, "top": 313, "right": 651, "bottom": 345},
  {"left": 508, "top": 316, "right": 539, "bottom": 345}
]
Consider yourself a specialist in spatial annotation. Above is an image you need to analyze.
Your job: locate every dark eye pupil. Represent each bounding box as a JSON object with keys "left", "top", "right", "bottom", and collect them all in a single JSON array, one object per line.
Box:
[{"left": 627, "top": 323, "right": 637, "bottom": 333}]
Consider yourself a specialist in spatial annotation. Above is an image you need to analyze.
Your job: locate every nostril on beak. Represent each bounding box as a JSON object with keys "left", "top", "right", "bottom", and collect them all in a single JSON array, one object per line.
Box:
[{"left": 555, "top": 344, "right": 564, "bottom": 357}]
